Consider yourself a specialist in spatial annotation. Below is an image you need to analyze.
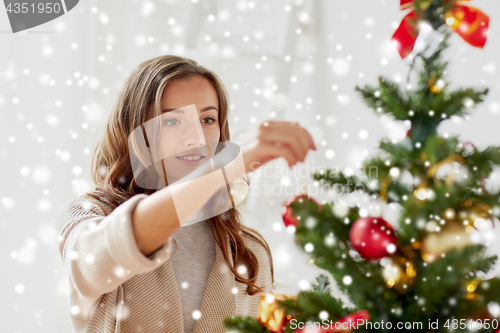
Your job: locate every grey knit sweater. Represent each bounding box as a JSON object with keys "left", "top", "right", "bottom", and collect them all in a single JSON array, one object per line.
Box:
[
  {"left": 54, "top": 192, "right": 273, "bottom": 333},
  {"left": 170, "top": 220, "right": 216, "bottom": 333}
]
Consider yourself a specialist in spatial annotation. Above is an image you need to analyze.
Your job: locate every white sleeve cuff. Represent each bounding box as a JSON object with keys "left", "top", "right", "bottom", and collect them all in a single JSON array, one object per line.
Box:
[{"left": 104, "top": 193, "right": 173, "bottom": 275}]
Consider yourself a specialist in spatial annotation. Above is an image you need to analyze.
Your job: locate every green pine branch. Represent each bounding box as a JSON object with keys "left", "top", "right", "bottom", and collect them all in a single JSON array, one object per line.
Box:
[
  {"left": 223, "top": 316, "right": 271, "bottom": 333},
  {"left": 467, "top": 146, "right": 500, "bottom": 180},
  {"left": 413, "top": 245, "right": 495, "bottom": 317},
  {"left": 355, "top": 78, "right": 411, "bottom": 121}
]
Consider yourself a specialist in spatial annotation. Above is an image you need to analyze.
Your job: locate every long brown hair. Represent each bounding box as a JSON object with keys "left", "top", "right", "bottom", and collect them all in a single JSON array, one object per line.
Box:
[{"left": 84, "top": 55, "right": 274, "bottom": 295}]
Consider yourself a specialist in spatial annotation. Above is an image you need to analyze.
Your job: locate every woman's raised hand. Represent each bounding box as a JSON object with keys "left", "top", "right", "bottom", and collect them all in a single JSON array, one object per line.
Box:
[{"left": 235, "top": 120, "right": 317, "bottom": 173}]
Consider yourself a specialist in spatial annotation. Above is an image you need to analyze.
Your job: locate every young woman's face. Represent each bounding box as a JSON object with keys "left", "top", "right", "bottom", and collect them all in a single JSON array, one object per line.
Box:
[{"left": 156, "top": 76, "right": 221, "bottom": 183}]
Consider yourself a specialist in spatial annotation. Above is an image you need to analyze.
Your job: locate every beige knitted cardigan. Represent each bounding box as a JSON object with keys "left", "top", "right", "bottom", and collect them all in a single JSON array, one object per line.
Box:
[{"left": 55, "top": 193, "right": 273, "bottom": 333}]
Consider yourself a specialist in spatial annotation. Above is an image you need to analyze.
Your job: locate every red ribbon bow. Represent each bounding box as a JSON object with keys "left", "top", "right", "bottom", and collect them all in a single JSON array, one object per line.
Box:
[{"left": 392, "top": 0, "right": 489, "bottom": 58}]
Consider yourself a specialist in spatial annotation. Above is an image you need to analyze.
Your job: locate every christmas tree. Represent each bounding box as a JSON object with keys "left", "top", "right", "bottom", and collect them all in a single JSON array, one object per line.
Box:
[{"left": 224, "top": 1, "right": 500, "bottom": 332}]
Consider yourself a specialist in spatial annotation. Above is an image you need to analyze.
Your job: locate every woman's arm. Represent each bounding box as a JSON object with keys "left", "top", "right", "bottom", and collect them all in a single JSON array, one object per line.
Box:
[
  {"left": 131, "top": 120, "right": 316, "bottom": 257},
  {"left": 131, "top": 166, "right": 231, "bottom": 256},
  {"left": 132, "top": 140, "right": 248, "bottom": 256},
  {"left": 56, "top": 194, "right": 173, "bottom": 320}
]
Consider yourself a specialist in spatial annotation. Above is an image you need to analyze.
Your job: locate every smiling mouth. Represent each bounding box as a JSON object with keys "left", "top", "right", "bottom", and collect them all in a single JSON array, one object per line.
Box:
[{"left": 176, "top": 155, "right": 205, "bottom": 161}]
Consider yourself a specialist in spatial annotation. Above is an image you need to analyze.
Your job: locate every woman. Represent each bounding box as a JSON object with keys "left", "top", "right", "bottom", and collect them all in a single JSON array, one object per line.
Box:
[{"left": 55, "top": 55, "right": 316, "bottom": 333}]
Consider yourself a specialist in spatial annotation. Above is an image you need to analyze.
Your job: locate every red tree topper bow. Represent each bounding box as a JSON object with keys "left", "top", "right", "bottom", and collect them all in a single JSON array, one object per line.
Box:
[{"left": 392, "top": 0, "right": 489, "bottom": 58}]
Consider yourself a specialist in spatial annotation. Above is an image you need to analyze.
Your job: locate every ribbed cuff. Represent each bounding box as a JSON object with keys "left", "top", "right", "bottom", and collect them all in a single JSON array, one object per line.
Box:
[{"left": 105, "top": 193, "right": 173, "bottom": 275}]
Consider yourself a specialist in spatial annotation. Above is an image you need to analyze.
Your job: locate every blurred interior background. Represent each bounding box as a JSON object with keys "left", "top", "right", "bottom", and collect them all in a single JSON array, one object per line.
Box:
[{"left": 1, "top": 0, "right": 499, "bottom": 331}]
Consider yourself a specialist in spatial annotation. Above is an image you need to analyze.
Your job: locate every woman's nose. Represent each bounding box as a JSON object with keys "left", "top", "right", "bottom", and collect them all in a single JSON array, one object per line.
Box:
[{"left": 184, "top": 123, "right": 206, "bottom": 146}]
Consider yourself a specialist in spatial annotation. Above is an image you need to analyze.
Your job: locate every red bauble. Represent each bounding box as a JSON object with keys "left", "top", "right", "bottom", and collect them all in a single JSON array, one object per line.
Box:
[
  {"left": 333, "top": 310, "right": 371, "bottom": 332},
  {"left": 281, "top": 194, "right": 321, "bottom": 228},
  {"left": 349, "top": 217, "right": 398, "bottom": 261}
]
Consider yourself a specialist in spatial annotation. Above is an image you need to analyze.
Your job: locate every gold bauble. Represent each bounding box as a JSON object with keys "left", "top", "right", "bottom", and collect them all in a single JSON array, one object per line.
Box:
[
  {"left": 257, "top": 292, "right": 296, "bottom": 332},
  {"left": 421, "top": 223, "right": 472, "bottom": 263},
  {"left": 455, "top": 203, "right": 492, "bottom": 228},
  {"left": 382, "top": 247, "right": 416, "bottom": 294},
  {"left": 468, "top": 204, "right": 491, "bottom": 226}
]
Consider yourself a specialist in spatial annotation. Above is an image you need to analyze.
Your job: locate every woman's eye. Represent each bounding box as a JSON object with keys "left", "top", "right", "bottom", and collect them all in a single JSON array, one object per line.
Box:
[
  {"left": 162, "top": 119, "right": 180, "bottom": 126},
  {"left": 201, "top": 117, "right": 216, "bottom": 124}
]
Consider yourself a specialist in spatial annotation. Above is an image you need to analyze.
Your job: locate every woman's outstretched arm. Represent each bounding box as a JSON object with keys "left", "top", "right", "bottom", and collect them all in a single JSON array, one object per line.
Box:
[
  {"left": 131, "top": 120, "right": 316, "bottom": 257},
  {"left": 56, "top": 194, "right": 173, "bottom": 321},
  {"left": 131, "top": 152, "right": 240, "bottom": 256}
]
